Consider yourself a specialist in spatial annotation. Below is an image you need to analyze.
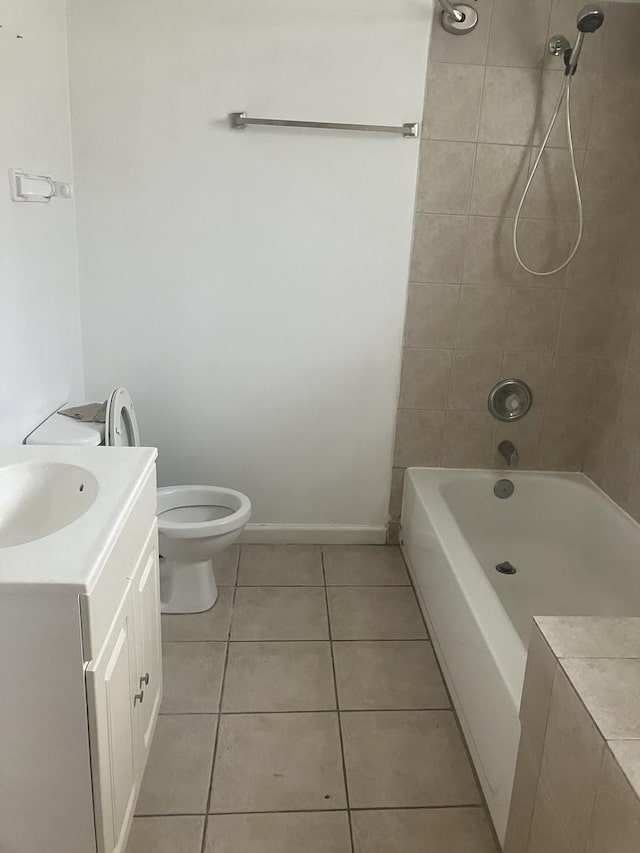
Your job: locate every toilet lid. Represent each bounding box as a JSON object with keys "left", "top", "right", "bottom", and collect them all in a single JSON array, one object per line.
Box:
[{"left": 106, "top": 387, "right": 141, "bottom": 447}]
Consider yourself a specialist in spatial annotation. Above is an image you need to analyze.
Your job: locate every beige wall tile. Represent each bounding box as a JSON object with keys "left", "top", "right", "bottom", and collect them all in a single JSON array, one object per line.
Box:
[
  {"left": 603, "top": 294, "right": 634, "bottom": 361},
  {"left": 411, "top": 214, "right": 468, "bottom": 283},
  {"left": 591, "top": 359, "right": 624, "bottom": 425},
  {"left": 566, "top": 219, "right": 624, "bottom": 292},
  {"left": 588, "top": 79, "right": 640, "bottom": 151},
  {"left": 548, "top": 354, "right": 597, "bottom": 413},
  {"left": 463, "top": 216, "right": 515, "bottom": 286},
  {"left": 556, "top": 290, "right": 609, "bottom": 355},
  {"left": 586, "top": 749, "right": 640, "bottom": 853},
  {"left": 522, "top": 148, "right": 585, "bottom": 221},
  {"left": 505, "top": 288, "right": 564, "bottom": 353},
  {"left": 600, "top": 0, "right": 640, "bottom": 84},
  {"left": 404, "top": 284, "right": 460, "bottom": 349},
  {"left": 609, "top": 740, "right": 640, "bottom": 795},
  {"left": 527, "top": 779, "right": 574, "bottom": 853},
  {"left": 429, "top": 0, "right": 493, "bottom": 65},
  {"left": 561, "top": 657, "right": 640, "bottom": 740},
  {"left": 423, "top": 64, "right": 484, "bottom": 142},
  {"left": 478, "top": 67, "right": 539, "bottom": 145},
  {"left": 448, "top": 350, "right": 502, "bottom": 411},
  {"left": 504, "top": 740, "right": 539, "bottom": 853},
  {"left": 513, "top": 219, "right": 574, "bottom": 287},
  {"left": 442, "top": 411, "right": 494, "bottom": 467},
  {"left": 398, "top": 348, "right": 452, "bottom": 410},
  {"left": 519, "top": 624, "right": 557, "bottom": 766},
  {"left": 455, "top": 286, "right": 511, "bottom": 350},
  {"left": 393, "top": 409, "right": 445, "bottom": 467},
  {"left": 539, "top": 668, "right": 605, "bottom": 852},
  {"left": 583, "top": 418, "right": 613, "bottom": 487},
  {"left": 487, "top": 0, "right": 552, "bottom": 68},
  {"left": 627, "top": 464, "right": 640, "bottom": 523},
  {"left": 416, "top": 141, "right": 475, "bottom": 215},
  {"left": 540, "top": 414, "right": 589, "bottom": 470},
  {"left": 470, "top": 144, "right": 530, "bottom": 217},
  {"left": 535, "top": 615, "right": 640, "bottom": 659},
  {"left": 600, "top": 432, "right": 636, "bottom": 508},
  {"left": 582, "top": 149, "right": 640, "bottom": 222}
]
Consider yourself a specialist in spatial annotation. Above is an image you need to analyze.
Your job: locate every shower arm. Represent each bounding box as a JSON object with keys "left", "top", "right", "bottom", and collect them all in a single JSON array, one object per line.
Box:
[
  {"left": 438, "top": 0, "right": 465, "bottom": 24},
  {"left": 437, "top": 0, "right": 479, "bottom": 35}
]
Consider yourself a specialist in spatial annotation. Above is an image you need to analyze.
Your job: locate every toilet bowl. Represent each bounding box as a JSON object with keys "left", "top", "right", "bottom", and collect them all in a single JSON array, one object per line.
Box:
[
  {"left": 25, "top": 387, "right": 252, "bottom": 614},
  {"left": 157, "top": 485, "right": 251, "bottom": 613}
]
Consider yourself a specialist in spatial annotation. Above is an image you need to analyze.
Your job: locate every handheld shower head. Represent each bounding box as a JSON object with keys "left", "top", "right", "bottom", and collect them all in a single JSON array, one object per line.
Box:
[
  {"left": 566, "top": 5, "right": 605, "bottom": 74},
  {"left": 577, "top": 5, "right": 605, "bottom": 33}
]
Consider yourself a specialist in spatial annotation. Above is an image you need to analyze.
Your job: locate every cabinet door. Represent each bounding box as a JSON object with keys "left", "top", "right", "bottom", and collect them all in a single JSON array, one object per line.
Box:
[
  {"left": 132, "top": 523, "right": 162, "bottom": 763},
  {"left": 86, "top": 583, "right": 140, "bottom": 853}
]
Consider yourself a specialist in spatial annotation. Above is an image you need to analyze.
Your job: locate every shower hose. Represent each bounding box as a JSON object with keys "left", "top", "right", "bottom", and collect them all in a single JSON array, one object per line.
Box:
[{"left": 513, "top": 75, "right": 582, "bottom": 276}]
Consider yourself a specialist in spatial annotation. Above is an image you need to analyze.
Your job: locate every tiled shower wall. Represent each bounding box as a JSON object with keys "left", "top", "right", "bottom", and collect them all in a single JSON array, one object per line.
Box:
[{"left": 389, "top": 0, "right": 640, "bottom": 526}]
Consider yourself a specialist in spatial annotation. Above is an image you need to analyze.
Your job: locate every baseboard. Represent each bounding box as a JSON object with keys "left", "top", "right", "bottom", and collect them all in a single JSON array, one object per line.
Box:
[{"left": 240, "top": 524, "right": 387, "bottom": 545}]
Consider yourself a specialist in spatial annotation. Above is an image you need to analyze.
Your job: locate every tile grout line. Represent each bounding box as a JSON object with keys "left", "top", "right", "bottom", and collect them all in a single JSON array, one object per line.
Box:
[
  {"left": 136, "top": 802, "right": 490, "bottom": 818},
  {"left": 199, "top": 550, "right": 240, "bottom": 853},
  {"left": 321, "top": 547, "right": 356, "bottom": 853}
]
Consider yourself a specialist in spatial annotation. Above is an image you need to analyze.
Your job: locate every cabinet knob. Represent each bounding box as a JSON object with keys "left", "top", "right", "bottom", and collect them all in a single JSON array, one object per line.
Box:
[
  {"left": 134, "top": 690, "right": 144, "bottom": 706},
  {"left": 140, "top": 673, "right": 150, "bottom": 688}
]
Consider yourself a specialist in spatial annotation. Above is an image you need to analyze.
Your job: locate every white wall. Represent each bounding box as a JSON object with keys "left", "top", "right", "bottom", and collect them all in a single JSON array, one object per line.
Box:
[
  {"left": 0, "top": 0, "right": 83, "bottom": 445},
  {"left": 68, "top": 0, "right": 430, "bottom": 531}
]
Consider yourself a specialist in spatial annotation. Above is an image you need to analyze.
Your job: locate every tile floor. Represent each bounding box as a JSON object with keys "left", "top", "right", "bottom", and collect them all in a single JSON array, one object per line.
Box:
[{"left": 127, "top": 544, "right": 499, "bottom": 853}]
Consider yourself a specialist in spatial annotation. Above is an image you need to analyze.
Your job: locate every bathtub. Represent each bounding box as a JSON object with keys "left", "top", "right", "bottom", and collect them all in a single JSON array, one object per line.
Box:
[{"left": 400, "top": 467, "right": 640, "bottom": 845}]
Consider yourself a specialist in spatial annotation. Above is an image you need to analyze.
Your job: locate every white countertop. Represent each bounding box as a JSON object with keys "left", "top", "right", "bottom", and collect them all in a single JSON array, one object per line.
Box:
[{"left": 0, "top": 445, "right": 157, "bottom": 592}]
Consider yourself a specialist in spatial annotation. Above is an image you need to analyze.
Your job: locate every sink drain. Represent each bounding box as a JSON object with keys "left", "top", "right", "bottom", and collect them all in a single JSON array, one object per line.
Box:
[{"left": 496, "top": 561, "right": 516, "bottom": 575}]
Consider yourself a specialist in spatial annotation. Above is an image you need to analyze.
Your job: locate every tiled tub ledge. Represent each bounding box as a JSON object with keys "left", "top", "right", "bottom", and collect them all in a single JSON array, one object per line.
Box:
[{"left": 505, "top": 616, "right": 640, "bottom": 853}]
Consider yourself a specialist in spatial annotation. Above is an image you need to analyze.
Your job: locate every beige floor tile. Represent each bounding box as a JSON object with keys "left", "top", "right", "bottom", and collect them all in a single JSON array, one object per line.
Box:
[
  {"left": 126, "top": 816, "right": 205, "bottom": 853},
  {"left": 323, "top": 545, "right": 409, "bottom": 586},
  {"left": 238, "top": 544, "right": 323, "bottom": 585},
  {"left": 341, "top": 710, "right": 480, "bottom": 808},
  {"left": 161, "top": 642, "right": 226, "bottom": 714},
  {"left": 333, "top": 641, "right": 449, "bottom": 710},
  {"left": 222, "top": 641, "right": 335, "bottom": 712},
  {"left": 214, "top": 546, "right": 239, "bottom": 586},
  {"left": 136, "top": 715, "right": 217, "bottom": 815},
  {"left": 231, "top": 587, "right": 329, "bottom": 640},
  {"left": 351, "top": 808, "right": 498, "bottom": 853},
  {"left": 328, "top": 587, "right": 426, "bottom": 640},
  {"left": 204, "top": 812, "right": 352, "bottom": 853},
  {"left": 161, "top": 587, "right": 233, "bottom": 641},
  {"left": 210, "top": 712, "right": 346, "bottom": 813}
]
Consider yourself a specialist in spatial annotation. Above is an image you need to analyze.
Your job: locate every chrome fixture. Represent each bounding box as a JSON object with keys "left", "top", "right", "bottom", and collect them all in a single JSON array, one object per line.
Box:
[
  {"left": 229, "top": 113, "right": 419, "bottom": 138},
  {"left": 498, "top": 441, "right": 519, "bottom": 469},
  {"left": 438, "top": 0, "right": 479, "bottom": 35},
  {"left": 488, "top": 379, "right": 532, "bottom": 422},
  {"left": 514, "top": 5, "right": 605, "bottom": 276}
]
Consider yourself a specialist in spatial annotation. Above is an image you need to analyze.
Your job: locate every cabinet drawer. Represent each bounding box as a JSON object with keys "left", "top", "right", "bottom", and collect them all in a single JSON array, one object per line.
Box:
[{"left": 80, "top": 471, "right": 157, "bottom": 661}]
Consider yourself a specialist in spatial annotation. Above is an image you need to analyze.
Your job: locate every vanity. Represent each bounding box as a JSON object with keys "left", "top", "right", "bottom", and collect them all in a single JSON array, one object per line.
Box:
[{"left": 0, "top": 445, "right": 161, "bottom": 853}]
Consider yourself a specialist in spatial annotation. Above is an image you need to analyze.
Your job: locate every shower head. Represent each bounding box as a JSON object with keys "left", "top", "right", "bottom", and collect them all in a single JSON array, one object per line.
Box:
[
  {"left": 565, "top": 5, "right": 604, "bottom": 74},
  {"left": 576, "top": 5, "right": 605, "bottom": 33}
]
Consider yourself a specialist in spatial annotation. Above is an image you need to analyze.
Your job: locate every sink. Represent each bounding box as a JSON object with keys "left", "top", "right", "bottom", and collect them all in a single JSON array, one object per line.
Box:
[{"left": 0, "top": 461, "right": 99, "bottom": 547}]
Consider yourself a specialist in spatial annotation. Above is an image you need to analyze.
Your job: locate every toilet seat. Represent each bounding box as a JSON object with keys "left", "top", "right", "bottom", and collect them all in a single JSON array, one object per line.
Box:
[
  {"left": 157, "top": 485, "right": 251, "bottom": 538},
  {"left": 106, "top": 387, "right": 140, "bottom": 447}
]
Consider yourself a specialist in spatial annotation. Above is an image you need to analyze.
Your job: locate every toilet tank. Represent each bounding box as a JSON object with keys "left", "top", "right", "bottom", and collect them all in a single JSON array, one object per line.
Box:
[{"left": 25, "top": 412, "right": 103, "bottom": 446}]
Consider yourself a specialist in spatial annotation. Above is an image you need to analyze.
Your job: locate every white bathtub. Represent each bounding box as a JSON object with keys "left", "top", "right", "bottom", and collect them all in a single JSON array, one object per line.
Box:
[{"left": 400, "top": 467, "right": 640, "bottom": 845}]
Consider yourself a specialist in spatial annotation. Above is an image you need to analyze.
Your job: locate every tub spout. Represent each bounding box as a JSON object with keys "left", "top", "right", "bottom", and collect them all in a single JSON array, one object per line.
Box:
[{"left": 498, "top": 440, "right": 519, "bottom": 468}]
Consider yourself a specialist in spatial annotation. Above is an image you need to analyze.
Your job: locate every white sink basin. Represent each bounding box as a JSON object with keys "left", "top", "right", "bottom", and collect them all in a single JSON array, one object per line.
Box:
[{"left": 0, "top": 461, "right": 99, "bottom": 548}]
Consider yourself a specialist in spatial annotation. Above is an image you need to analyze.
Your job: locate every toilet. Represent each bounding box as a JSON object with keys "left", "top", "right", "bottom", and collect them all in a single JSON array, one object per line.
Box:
[{"left": 25, "top": 387, "right": 251, "bottom": 614}]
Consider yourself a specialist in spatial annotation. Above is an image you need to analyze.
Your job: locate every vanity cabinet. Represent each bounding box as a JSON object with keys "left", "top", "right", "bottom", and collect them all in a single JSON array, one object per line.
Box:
[
  {"left": 0, "top": 456, "right": 161, "bottom": 853},
  {"left": 87, "top": 524, "right": 162, "bottom": 853}
]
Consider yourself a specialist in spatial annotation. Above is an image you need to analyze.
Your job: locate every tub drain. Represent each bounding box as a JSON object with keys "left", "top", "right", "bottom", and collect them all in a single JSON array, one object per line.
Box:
[{"left": 496, "top": 561, "right": 516, "bottom": 575}]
